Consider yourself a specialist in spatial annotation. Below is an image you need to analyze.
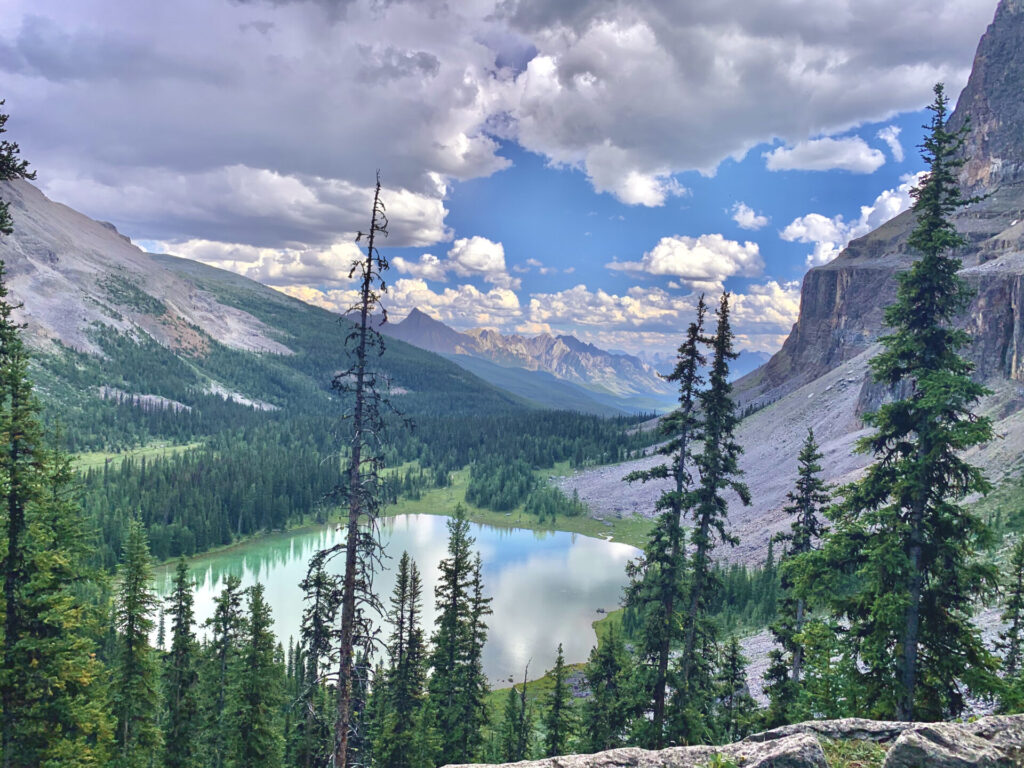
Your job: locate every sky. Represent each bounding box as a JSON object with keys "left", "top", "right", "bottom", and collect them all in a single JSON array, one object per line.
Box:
[{"left": 0, "top": 0, "right": 999, "bottom": 359}]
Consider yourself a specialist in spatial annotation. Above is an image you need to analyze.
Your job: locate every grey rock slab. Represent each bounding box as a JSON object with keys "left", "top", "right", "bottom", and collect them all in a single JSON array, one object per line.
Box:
[{"left": 444, "top": 733, "right": 827, "bottom": 768}]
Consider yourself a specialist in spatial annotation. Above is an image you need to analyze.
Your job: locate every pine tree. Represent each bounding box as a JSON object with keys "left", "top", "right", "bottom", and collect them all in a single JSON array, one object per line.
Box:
[
  {"left": 714, "top": 637, "right": 756, "bottom": 743},
  {"left": 580, "top": 626, "right": 629, "bottom": 753},
  {"left": 764, "top": 429, "right": 830, "bottom": 724},
  {"left": 325, "top": 174, "right": 400, "bottom": 768},
  {"left": 162, "top": 558, "right": 199, "bottom": 768},
  {"left": 228, "top": 584, "right": 284, "bottom": 768},
  {"left": 0, "top": 99, "right": 35, "bottom": 235},
  {"left": 997, "top": 539, "right": 1024, "bottom": 713},
  {"left": 374, "top": 552, "right": 429, "bottom": 768},
  {"left": 199, "top": 575, "right": 244, "bottom": 768},
  {"left": 678, "top": 293, "right": 749, "bottom": 726},
  {"left": 808, "top": 84, "right": 998, "bottom": 721},
  {"left": 428, "top": 508, "right": 491, "bottom": 765},
  {"left": 542, "top": 643, "right": 575, "bottom": 757},
  {"left": 111, "top": 518, "right": 162, "bottom": 768},
  {"left": 621, "top": 296, "right": 705, "bottom": 748},
  {"left": 497, "top": 671, "right": 531, "bottom": 763},
  {"left": 295, "top": 554, "right": 340, "bottom": 768}
]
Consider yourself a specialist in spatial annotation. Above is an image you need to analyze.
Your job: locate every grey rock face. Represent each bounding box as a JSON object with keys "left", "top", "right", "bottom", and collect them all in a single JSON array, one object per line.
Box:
[
  {"left": 444, "top": 716, "right": 1024, "bottom": 768},
  {"left": 444, "top": 733, "right": 828, "bottom": 768}
]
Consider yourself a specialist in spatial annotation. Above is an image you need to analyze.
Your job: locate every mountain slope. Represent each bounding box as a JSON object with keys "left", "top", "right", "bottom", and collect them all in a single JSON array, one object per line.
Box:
[
  {"left": 0, "top": 179, "right": 529, "bottom": 447},
  {"left": 384, "top": 307, "right": 676, "bottom": 412}
]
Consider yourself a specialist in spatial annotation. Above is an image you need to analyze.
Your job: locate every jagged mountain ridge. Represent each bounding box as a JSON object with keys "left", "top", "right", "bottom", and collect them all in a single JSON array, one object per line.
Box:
[{"left": 384, "top": 307, "right": 676, "bottom": 411}]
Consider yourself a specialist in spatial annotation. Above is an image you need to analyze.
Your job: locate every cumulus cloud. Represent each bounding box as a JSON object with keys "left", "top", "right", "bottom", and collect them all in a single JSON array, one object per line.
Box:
[
  {"left": 527, "top": 279, "right": 800, "bottom": 354},
  {"left": 731, "top": 202, "right": 769, "bottom": 230},
  {"left": 2, "top": 0, "right": 989, "bottom": 239},
  {"left": 781, "top": 171, "right": 926, "bottom": 266},
  {"left": 764, "top": 136, "right": 886, "bottom": 173},
  {"left": 606, "top": 234, "right": 763, "bottom": 290},
  {"left": 393, "top": 253, "right": 448, "bottom": 281},
  {"left": 445, "top": 236, "right": 521, "bottom": 288},
  {"left": 877, "top": 124, "right": 904, "bottom": 162},
  {"left": 150, "top": 237, "right": 363, "bottom": 287}
]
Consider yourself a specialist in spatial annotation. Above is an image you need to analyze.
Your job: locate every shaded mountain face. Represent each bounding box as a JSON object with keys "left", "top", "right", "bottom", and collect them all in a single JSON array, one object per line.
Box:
[
  {"left": 739, "top": 0, "right": 1024, "bottom": 408},
  {"left": 383, "top": 307, "right": 676, "bottom": 410}
]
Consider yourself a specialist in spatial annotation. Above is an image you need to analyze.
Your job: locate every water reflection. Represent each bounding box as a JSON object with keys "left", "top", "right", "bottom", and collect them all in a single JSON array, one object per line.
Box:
[{"left": 154, "top": 514, "right": 638, "bottom": 684}]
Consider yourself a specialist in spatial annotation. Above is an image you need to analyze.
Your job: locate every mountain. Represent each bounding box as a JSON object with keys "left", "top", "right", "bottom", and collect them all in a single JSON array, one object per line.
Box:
[
  {"left": 383, "top": 308, "right": 676, "bottom": 412},
  {"left": 0, "top": 179, "right": 529, "bottom": 444},
  {"left": 560, "top": 0, "right": 1024, "bottom": 564}
]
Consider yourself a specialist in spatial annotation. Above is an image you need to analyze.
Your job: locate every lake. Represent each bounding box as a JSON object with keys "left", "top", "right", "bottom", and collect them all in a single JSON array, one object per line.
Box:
[{"left": 154, "top": 514, "right": 639, "bottom": 684}]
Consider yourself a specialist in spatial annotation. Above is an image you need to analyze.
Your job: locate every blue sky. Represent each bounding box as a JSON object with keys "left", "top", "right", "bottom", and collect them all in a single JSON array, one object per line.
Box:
[{"left": 0, "top": 0, "right": 996, "bottom": 358}]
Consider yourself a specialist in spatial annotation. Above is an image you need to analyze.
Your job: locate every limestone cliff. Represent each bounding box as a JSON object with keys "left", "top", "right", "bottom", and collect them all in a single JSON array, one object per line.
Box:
[{"left": 741, "top": 0, "right": 1024, "bottom": 405}]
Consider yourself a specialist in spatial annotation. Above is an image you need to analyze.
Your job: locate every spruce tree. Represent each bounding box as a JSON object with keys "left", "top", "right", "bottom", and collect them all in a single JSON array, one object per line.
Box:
[
  {"left": 296, "top": 554, "right": 340, "bottom": 768},
  {"left": 764, "top": 429, "right": 830, "bottom": 724},
  {"left": 497, "top": 672, "right": 531, "bottom": 763},
  {"left": 621, "top": 296, "right": 705, "bottom": 748},
  {"left": 374, "top": 552, "right": 429, "bottom": 768},
  {"left": 542, "top": 643, "right": 575, "bottom": 757},
  {"left": 809, "top": 84, "right": 997, "bottom": 721},
  {"left": 228, "top": 584, "right": 284, "bottom": 768},
  {"left": 111, "top": 518, "right": 162, "bottom": 768},
  {"left": 714, "top": 637, "right": 756, "bottom": 743},
  {"left": 428, "top": 508, "right": 491, "bottom": 765},
  {"left": 580, "top": 626, "right": 629, "bottom": 753},
  {"left": 0, "top": 99, "right": 35, "bottom": 235},
  {"left": 162, "top": 558, "right": 199, "bottom": 768},
  {"left": 678, "top": 293, "right": 749, "bottom": 726},
  {"left": 199, "top": 575, "right": 244, "bottom": 768},
  {"left": 997, "top": 539, "right": 1024, "bottom": 713}
]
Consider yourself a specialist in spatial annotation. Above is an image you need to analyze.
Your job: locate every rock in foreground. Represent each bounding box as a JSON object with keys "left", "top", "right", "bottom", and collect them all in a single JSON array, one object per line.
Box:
[{"left": 443, "top": 714, "right": 1024, "bottom": 768}]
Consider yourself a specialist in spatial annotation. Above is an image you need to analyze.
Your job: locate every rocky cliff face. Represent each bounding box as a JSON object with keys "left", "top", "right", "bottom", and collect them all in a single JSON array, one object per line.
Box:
[{"left": 741, "top": 0, "right": 1024, "bottom": 406}]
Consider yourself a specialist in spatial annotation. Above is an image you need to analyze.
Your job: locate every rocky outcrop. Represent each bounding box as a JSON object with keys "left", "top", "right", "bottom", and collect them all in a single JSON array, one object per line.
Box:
[
  {"left": 739, "top": 0, "right": 1024, "bottom": 407},
  {"left": 444, "top": 715, "right": 1024, "bottom": 768}
]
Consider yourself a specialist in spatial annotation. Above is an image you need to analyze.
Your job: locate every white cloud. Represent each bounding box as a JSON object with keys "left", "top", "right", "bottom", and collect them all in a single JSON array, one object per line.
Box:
[
  {"left": 877, "top": 124, "right": 905, "bottom": 162},
  {"left": 446, "top": 236, "right": 521, "bottom": 289},
  {"left": 731, "top": 202, "right": 769, "bottom": 230},
  {"left": 781, "top": 171, "right": 926, "bottom": 266},
  {"left": 764, "top": 136, "right": 886, "bottom": 173},
  {"left": 526, "top": 279, "right": 800, "bottom": 354},
  {"left": 151, "top": 237, "right": 364, "bottom": 287},
  {"left": 393, "top": 253, "right": 448, "bottom": 281},
  {"left": 606, "top": 234, "right": 763, "bottom": 290}
]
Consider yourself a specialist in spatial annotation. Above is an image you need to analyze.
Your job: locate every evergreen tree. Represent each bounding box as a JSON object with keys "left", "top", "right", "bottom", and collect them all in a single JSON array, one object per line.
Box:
[
  {"left": 806, "top": 84, "right": 998, "bottom": 721},
  {"left": 622, "top": 296, "right": 706, "bottom": 748},
  {"left": 162, "top": 558, "right": 199, "bottom": 768},
  {"left": 111, "top": 518, "right": 162, "bottom": 768},
  {"left": 497, "top": 673, "right": 531, "bottom": 763},
  {"left": 580, "top": 626, "right": 629, "bottom": 753},
  {"left": 542, "top": 643, "right": 575, "bottom": 757},
  {"left": 714, "top": 637, "right": 756, "bottom": 743},
  {"left": 228, "top": 584, "right": 284, "bottom": 768},
  {"left": 0, "top": 99, "right": 35, "bottom": 235},
  {"left": 997, "top": 539, "right": 1024, "bottom": 713},
  {"left": 764, "top": 429, "right": 830, "bottom": 724},
  {"left": 428, "top": 508, "right": 491, "bottom": 765},
  {"left": 199, "top": 575, "right": 244, "bottom": 768},
  {"left": 295, "top": 554, "right": 340, "bottom": 768},
  {"left": 677, "top": 293, "right": 749, "bottom": 731},
  {"left": 374, "top": 552, "right": 429, "bottom": 768}
]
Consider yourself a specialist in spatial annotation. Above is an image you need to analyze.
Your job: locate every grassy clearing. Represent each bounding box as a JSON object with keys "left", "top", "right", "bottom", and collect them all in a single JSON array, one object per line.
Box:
[{"left": 73, "top": 440, "right": 203, "bottom": 471}]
